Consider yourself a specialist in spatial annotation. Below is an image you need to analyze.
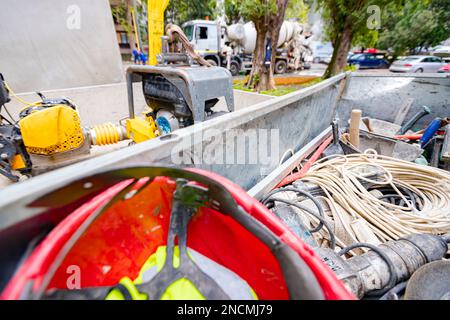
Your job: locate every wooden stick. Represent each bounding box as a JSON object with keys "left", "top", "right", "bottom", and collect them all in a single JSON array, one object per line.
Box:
[{"left": 349, "top": 109, "right": 362, "bottom": 148}]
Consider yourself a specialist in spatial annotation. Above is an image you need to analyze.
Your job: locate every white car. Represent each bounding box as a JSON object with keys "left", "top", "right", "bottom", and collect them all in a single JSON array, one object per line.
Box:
[
  {"left": 431, "top": 45, "right": 450, "bottom": 60},
  {"left": 389, "top": 55, "right": 447, "bottom": 73}
]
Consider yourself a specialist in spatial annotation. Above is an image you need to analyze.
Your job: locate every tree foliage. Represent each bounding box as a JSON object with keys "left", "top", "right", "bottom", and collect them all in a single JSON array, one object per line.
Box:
[
  {"left": 378, "top": 0, "right": 450, "bottom": 55},
  {"left": 224, "top": 0, "right": 242, "bottom": 24},
  {"left": 111, "top": 0, "right": 131, "bottom": 34},
  {"left": 285, "top": 0, "right": 309, "bottom": 23},
  {"left": 240, "top": 0, "right": 277, "bottom": 22},
  {"left": 353, "top": 29, "right": 379, "bottom": 50},
  {"left": 317, "top": 0, "right": 394, "bottom": 78},
  {"left": 317, "top": 0, "right": 449, "bottom": 78},
  {"left": 165, "top": 0, "right": 217, "bottom": 25}
]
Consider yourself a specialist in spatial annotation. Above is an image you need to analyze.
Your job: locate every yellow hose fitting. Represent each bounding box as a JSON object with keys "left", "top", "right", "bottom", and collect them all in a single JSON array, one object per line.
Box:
[{"left": 89, "top": 123, "right": 127, "bottom": 146}]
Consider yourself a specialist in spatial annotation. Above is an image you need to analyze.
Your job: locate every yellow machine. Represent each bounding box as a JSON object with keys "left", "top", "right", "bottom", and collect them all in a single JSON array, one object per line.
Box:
[
  {"left": 19, "top": 104, "right": 85, "bottom": 155},
  {"left": 0, "top": 82, "right": 161, "bottom": 181},
  {"left": 19, "top": 101, "right": 159, "bottom": 155},
  {"left": 148, "top": 0, "right": 170, "bottom": 65}
]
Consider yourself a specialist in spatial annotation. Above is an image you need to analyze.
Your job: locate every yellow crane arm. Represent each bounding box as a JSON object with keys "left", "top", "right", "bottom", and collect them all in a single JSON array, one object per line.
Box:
[
  {"left": 148, "top": 0, "right": 170, "bottom": 65},
  {"left": 130, "top": 6, "right": 140, "bottom": 52}
]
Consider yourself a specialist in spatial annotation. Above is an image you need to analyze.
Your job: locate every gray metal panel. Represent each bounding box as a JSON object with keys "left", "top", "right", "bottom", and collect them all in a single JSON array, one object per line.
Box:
[
  {"left": 0, "top": 0, "right": 123, "bottom": 92},
  {"left": 2, "top": 73, "right": 449, "bottom": 231},
  {"left": 0, "top": 73, "right": 345, "bottom": 230},
  {"left": 337, "top": 73, "right": 450, "bottom": 130},
  {"left": 126, "top": 65, "right": 234, "bottom": 122},
  {"left": 248, "top": 127, "right": 332, "bottom": 199}
]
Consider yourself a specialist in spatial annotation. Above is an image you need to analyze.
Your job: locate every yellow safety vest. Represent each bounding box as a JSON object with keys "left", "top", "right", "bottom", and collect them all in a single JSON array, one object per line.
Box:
[{"left": 106, "top": 246, "right": 257, "bottom": 300}]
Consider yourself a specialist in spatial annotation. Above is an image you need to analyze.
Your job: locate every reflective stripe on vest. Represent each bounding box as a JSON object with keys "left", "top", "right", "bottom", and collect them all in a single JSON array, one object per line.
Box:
[{"left": 106, "top": 246, "right": 257, "bottom": 300}]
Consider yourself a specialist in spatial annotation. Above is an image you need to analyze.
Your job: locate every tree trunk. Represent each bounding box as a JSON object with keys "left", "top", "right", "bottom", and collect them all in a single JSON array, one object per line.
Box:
[
  {"left": 246, "top": 22, "right": 269, "bottom": 91},
  {"left": 323, "top": 17, "right": 354, "bottom": 79},
  {"left": 268, "top": 0, "right": 288, "bottom": 91},
  {"left": 246, "top": 0, "right": 289, "bottom": 92}
]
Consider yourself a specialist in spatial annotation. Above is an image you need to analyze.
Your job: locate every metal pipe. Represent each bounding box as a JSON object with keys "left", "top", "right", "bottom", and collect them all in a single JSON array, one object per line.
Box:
[
  {"left": 398, "top": 106, "right": 431, "bottom": 135},
  {"left": 126, "top": 71, "right": 135, "bottom": 119}
]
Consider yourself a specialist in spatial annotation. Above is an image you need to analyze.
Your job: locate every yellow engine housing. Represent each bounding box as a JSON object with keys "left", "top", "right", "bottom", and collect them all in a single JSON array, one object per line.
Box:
[
  {"left": 125, "top": 114, "right": 158, "bottom": 143},
  {"left": 19, "top": 105, "right": 84, "bottom": 155}
]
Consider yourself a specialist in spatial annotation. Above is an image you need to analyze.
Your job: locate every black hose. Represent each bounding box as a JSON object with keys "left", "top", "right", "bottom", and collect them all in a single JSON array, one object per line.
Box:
[
  {"left": 370, "top": 186, "right": 420, "bottom": 210},
  {"left": 1, "top": 104, "right": 16, "bottom": 124},
  {"left": 262, "top": 187, "right": 326, "bottom": 233},
  {"left": 339, "top": 243, "right": 397, "bottom": 297},
  {"left": 269, "top": 197, "right": 336, "bottom": 250},
  {"left": 378, "top": 281, "right": 408, "bottom": 300}
]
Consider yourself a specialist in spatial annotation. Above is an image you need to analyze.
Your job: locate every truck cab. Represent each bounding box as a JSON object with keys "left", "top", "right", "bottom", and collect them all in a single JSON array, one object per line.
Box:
[
  {"left": 181, "top": 19, "right": 310, "bottom": 76},
  {"left": 182, "top": 20, "right": 242, "bottom": 76},
  {"left": 183, "top": 20, "right": 220, "bottom": 52},
  {"left": 182, "top": 21, "right": 220, "bottom": 61}
]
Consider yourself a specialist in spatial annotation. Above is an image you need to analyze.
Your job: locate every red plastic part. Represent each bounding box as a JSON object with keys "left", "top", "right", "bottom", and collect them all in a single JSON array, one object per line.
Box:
[
  {"left": 394, "top": 134, "right": 422, "bottom": 140},
  {"left": 2, "top": 169, "right": 355, "bottom": 300},
  {"left": 275, "top": 135, "right": 333, "bottom": 189},
  {"left": 189, "top": 168, "right": 355, "bottom": 300}
]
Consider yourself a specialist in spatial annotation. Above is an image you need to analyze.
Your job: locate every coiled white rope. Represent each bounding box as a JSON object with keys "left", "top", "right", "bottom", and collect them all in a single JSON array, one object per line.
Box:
[{"left": 300, "top": 150, "right": 450, "bottom": 242}]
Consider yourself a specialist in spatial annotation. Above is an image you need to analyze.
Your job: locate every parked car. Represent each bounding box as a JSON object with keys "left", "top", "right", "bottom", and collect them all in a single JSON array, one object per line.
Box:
[
  {"left": 347, "top": 53, "right": 389, "bottom": 69},
  {"left": 438, "top": 63, "right": 450, "bottom": 73},
  {"left": 389, "top": 56, "right": 447, "bottom": 73},
  {"left": 431, "top": 45, "right": 450, "bottom": 60}
]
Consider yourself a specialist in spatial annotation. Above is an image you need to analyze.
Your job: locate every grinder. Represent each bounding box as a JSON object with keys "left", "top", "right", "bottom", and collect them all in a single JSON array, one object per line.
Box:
[{"left": 316, "top": 233, "right": 449, "bottom": 299}]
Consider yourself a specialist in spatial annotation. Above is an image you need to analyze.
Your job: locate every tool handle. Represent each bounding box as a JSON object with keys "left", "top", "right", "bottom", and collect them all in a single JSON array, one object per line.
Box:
[
  {"left": 331, "top": 120, "right": 339, "bottom": 146},
  {"left": 441, "top": 124, "right": 450, "bottom": 161},
  {"left": 420, "top": 117, "right": 442, "bottom": 147},
  {"left": 349, "top": 109, "right": 361, "bottom": 148},
  {"left": 399, "top": 106, "right": 431, "bottom": 135}
]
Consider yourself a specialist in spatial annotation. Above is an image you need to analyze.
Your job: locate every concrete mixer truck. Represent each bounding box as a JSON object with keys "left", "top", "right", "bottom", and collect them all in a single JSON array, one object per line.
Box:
[{"left": 181, "top": 20, "right": 313, "bottom": 76}]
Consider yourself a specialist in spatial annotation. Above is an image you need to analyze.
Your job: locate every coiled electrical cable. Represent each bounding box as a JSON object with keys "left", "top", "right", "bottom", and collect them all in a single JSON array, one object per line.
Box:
[{"left": 299, "top": 151, "right": 450, "bottom": 240}]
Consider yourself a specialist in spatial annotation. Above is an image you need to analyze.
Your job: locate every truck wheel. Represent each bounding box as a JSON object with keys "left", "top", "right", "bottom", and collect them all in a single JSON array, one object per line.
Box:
[
  {"left": 275, "top": 60, "right": 287, "bottom": 74},
  {"left": 206, "top": 59, "right": 217, "bottom": 66},
  {"left": 229, "top": 61, "right": 240, "bottom": 76}
]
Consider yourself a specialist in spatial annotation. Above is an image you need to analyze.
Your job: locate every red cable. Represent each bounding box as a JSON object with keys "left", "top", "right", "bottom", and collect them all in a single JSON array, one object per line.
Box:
[
  {"left": 393, "top": 134, "right": 422, "bottom": 140},
  {"left": 275, "top": 135, "right": 333, "bottom": 189}
]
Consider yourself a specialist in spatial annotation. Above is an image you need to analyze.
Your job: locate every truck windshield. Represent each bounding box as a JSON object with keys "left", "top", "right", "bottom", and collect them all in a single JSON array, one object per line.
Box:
[{"left": 183, "top": 25, "right": 194, "bottom": 41}]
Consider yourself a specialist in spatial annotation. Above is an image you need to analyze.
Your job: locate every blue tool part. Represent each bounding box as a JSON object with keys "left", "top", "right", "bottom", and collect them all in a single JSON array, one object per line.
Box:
[
  {"left": 156, "top": 117, "right": 172, "bottom": 135},
  {"left": 420, "top": 117, "right": 442, "bottom": 147}
]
